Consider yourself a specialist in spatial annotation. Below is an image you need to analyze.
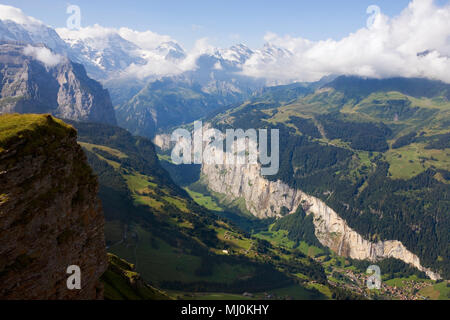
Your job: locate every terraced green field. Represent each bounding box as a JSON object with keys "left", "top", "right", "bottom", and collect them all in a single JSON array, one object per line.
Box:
[
  {"left": 215, "top": 226, "right": 253, "bottom": 252},
  {"left": 385, "top": 275, "right": 432, "bottom": 288},
  {"left": 384, "top": 143, "right": 450, "bottom": 179},
  {"left": 419, "top": 281, "right": 450, "bottom": 300},
  {"left": 254, "top": 228, "right": 296, "bottom": 249},
  {"left": 184, "top": 187, "right": 224, "bottom": 212}
]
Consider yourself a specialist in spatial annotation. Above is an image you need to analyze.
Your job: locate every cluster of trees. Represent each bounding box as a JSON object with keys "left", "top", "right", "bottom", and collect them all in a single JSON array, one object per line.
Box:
[
  {"left": 272, "top": 207, "right": 323, "bottom": 248},
  {"left": 288, "top": 116, "right": 321, "bottom": 138},
  {"left": 268, "top": 125, "right": 352, "bottom": 189},
  {"left": 326, "top": 163, "right": 450, "bottom": 278},
  {"left": 317, "top": 113, "right": 391, "bottom": 152},
  {"left": 221, "top": 108, "right": 270, "bottom": 131},
  {"left": 351, "top": 258, "right": 427, "bottom": 280},
  {"left": 424, "top": 132, "right": 450, "bottom": 150},
  {"left": 278, "top": 258, "right": 327, "bottom": 284},
  {"left": 392, "top": 132, "right": 417, "bottom": 149}
]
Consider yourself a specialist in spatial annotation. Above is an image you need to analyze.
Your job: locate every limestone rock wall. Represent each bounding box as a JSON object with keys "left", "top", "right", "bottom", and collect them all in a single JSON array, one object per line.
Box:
[{"left": 202, "top": 161, "right": 441, "bottom": 280}]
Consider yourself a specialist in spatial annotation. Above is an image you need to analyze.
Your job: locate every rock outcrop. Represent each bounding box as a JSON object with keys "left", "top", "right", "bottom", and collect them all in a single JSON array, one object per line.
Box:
[
  {"left": 153, "top": 133, "right": 172, "bottom": 151},
  {"left": 0, "top": 114, "right": 108, "bottom": 299},
  {"left": 0, "top": 42, "right": 117, "bottom": 125},
  {"left": 201, "top": 161, "right": 441, "bottom": 280}
]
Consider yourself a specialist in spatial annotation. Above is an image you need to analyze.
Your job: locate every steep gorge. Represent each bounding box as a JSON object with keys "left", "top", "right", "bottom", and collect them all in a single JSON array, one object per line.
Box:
[{"left": 201, "top": 161, "right": 442, "bottom": 280}]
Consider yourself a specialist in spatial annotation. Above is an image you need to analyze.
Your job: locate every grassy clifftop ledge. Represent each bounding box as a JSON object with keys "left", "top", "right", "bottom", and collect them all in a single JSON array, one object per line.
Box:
[{"left": 0, "top": 113, "right": 76, "bottom": 153}]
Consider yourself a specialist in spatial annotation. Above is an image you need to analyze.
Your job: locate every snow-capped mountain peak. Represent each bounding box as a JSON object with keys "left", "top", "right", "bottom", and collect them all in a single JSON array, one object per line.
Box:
[
  {"left": 56, "top": 26, "right": 147, "bottom": 74},
  {"left": 0, "top": 5, "right": 68, "bottom": 55},
  {"left": 0, "top": 4, "right": 292, "bottom": 85},
  {"left": 219, "top": 43, "right": 254, "bottom": 64},
  {"left": 155, "top": 41, "right": 186, "bottom": 61}
]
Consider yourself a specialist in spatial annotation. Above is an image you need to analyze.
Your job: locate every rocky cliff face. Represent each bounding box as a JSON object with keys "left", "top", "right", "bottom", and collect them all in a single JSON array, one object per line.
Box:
[
  {"left": 0, "top": 114, "right": 108, "bottom": 299},
  {"left": 0, "top": 42, "right": 117, "bottom": 125},
  {"left": 201, "top": 161, "right": 441, "bottom": 280},
  {"left": 153, "top": 133, "right": 172, "bottom": 151}
]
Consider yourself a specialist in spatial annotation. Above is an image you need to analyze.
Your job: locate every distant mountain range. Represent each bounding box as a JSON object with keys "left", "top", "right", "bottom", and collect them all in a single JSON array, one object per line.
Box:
[
  {"left": 0, "top": 9, "right": 296, "bottom": 134},
  {"left": 0, "top": 9, "right": 295, "bottom": 88}
]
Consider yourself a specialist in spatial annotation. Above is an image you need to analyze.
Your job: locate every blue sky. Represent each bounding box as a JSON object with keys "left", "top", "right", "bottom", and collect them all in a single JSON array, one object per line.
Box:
[{"left": 1, "top": 0, "right": 447, "bottom": 49}]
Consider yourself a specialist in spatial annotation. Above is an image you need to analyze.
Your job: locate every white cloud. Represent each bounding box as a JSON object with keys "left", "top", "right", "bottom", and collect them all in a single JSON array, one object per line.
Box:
[
  {"left": 57, "top": 25, "right": 175, "bottom": 51},
  {"left": 117, "top": 27, "right": 174, "bottom": 51},
  {"left": 23, "top": 45, "right": 63, "bottom": 67},
  {"left": 213, "top": 61, "right": 223, "bottom": 70},
  {"left": 0, "top": 4, "right": 43, "bottom": 25},
  {"left": 56, "top": 24, "right": 116, "bottom": 41},
  {"left": 122, "top": 37, "right": 215, "bottom": 79},
  {"left": 178, "top": 38, "right": 215, "bottom": 71},
  {"left": 123, "top": 56, "right": 181, "bottom": 79},
  {"left": 242, "top": 0, "right": 450, "bottom": 83}
]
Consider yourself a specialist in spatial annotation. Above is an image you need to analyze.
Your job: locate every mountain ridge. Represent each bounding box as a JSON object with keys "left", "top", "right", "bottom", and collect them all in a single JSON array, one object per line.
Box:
[{"left": 0, "top": 42, "right": 117, "bottom": 125}]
